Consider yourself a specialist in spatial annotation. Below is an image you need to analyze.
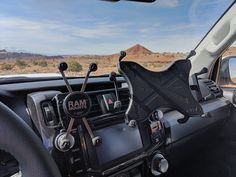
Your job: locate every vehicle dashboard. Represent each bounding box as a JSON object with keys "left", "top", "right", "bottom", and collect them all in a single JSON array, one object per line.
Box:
[{"left": 0, "top": 74, "right": 232, "bottom": 177}]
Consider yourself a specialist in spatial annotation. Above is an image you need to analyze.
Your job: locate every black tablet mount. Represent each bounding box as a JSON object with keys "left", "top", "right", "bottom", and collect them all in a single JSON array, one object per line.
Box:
[{"left": 118, "top": 51, "right": 205, "bottom": 125}]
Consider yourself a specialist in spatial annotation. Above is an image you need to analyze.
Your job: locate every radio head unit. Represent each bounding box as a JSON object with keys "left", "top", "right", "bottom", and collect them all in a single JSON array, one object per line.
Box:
[{"left": 86, "top": 122, "right": 143, "bottom": 166}]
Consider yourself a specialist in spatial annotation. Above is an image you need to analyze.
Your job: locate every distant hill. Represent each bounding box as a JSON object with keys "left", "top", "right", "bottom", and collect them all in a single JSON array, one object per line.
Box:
[
  {"left": 0, "top": 44, "right": 187, "bottom": 76},
  {"left": 1, "top": 45, "right": 236, "bottom": 61},
  {"left": 0, "top": 49, "right": 7, "bottom": 53},
  {"left": 0, "top": 49, "right": 63, "bottom": 60},
  {"left": 125, "top": 44, "right": 153, "bottom": 55},
  {"left": 2, "top": 44, "right": 236, "bottom": 76}
]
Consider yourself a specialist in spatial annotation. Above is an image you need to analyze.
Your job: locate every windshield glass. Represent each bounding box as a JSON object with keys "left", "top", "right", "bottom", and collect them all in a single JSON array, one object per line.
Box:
[{"left": 0, "top": 0, "right": 233, "bottom": 77}]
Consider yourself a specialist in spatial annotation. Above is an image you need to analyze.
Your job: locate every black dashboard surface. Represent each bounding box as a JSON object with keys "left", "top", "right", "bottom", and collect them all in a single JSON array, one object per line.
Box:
[
  {"left": 0, "top": 75, "right": 231, "bottom": 177},
  {"left": 0, "top": 76, "right": 125, "bottom": 126},
  {"left": 0, "top": 75, "right": 229, "bottom": 139}
]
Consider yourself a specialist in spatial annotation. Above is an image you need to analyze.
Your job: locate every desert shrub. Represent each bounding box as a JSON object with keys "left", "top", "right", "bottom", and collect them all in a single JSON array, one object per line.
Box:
[
  {"left": 32, "top": 61, "right": 39, "bottom": 65},
  {"left": 67, "top": 61, "right": 82, "bottom": 72},
  {"left": 38, "top": 60, "right": 48, "bottom": 67},
  {"left": 32, "top": 60, "right": 47, "bottom": 67},
  {"left": 143, "top": 62, "right": 149, "bottom": 68},
  {"left": 1, "top": 63, "right": 14, "bottom": 70},
  {"left": 108, "top": 58, "right": 111, "bottom": 62},
  {"left": 150, "top": 63, "right": 163, "bottom": 68},
  {"left": 15, "top": 60, "right": 27, "bottom": 68}
]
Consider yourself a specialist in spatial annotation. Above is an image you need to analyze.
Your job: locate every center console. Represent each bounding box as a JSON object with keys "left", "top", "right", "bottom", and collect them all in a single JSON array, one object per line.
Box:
[
  {"left": 26, "top": 62, "right": 167, "bottom": 177},
  {"left": 27, "top": 88, "right": 166, "bottom": 177}
]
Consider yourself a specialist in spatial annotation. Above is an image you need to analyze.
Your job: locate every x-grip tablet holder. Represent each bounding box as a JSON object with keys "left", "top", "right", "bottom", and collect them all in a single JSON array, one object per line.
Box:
[
  {"left": 118, "top": 51, "right": 204, "bottom": 125},
  {"left": 54, "top": 62, "right": 102, "bottom": 152}
]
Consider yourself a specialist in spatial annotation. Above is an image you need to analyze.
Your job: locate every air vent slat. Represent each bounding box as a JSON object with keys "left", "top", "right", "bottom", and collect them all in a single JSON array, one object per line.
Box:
[
  {"left": 119, "top": 89, "right": 130, "bottom": 112},
  {"left": 203, "top": 79, "right": 222, "bottom": 99},
  {"left": 86, "top": 89, "right": 130, "bottom": 119}
]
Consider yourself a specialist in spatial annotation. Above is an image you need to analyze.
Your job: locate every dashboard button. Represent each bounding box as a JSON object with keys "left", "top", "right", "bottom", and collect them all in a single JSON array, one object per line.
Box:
[{"left": 102, "top": 93, "right": 116, "bottom": 112}]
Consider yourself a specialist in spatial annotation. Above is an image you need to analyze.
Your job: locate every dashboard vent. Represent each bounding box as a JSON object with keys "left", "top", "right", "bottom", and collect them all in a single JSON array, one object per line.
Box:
[
  {"left": 86, "top": 89, "right": 130, "bottom": 118},
  {"left": 119, "top": 89, "right": 130, "bottom": 111},
  {"left": 87, "top": 93, "right": 103, "bottom": 118},
  {"left": 203, "top": 80, "right": 222, "bottom": 98}
]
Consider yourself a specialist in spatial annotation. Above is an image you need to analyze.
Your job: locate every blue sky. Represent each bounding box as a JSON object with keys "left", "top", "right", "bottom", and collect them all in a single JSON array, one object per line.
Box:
[{"left": 0, "top": 0, "right": 233, "bottom": 55}]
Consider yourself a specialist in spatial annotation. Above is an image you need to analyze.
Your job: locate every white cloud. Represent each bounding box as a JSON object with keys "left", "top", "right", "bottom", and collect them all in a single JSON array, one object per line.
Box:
[
  {"left": 139, "top": 23, "right": 160, "bottom": 34},
  {"left": 72, "top": 23, "right": 125, "bottom": 38},
  {"left": 141, "top": 34, "right": 202, "bottom": 53},
  {"left": 0, "top": 17, "right": 42, "bottom": 30},
  {"left": 167, "top": 23, "right": 196, "bottom": 31},
  {"left": 156, "top": 0, "right": 179, "bottom": 8},
  {"left": 0, "top": 15, "right": 134, "bottom": 54},
  {"left": 188, "top": 0, "right": 232, "bottom": 24},
  {"left": 0, "top": 16, "right": 127, "bottom": 39},
  {"left": 0, "top": 14, "right": 202, "bottom": 55}
]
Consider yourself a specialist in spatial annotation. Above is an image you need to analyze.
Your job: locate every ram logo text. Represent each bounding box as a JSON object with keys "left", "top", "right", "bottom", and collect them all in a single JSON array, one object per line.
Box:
[{"left": 68, "top": 100, "right": 87, "bottom": 111}]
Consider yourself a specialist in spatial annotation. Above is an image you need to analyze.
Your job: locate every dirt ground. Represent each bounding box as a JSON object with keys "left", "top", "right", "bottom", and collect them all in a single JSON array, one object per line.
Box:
[
  {"left": 0, "top": 46, "right": 235, "bottom": 77},
  {"left": 0, "top": 53, "right": 186, "bottom": 76}
]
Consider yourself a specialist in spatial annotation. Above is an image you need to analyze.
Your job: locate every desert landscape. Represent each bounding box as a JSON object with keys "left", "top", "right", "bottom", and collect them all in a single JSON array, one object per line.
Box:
[{"left": 0, "top": 44, "right": 235, "bottom": 77}]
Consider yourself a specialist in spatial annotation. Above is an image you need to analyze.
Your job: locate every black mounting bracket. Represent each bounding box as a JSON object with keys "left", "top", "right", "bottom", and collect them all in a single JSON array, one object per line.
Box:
[{"left": 118, "top": 59, "right": 204, "bottom": 123}]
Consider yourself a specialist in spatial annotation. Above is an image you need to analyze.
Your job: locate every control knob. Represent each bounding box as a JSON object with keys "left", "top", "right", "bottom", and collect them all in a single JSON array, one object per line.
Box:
[{"left": 151, "top": 154, "right": 169, "bottom": 176}]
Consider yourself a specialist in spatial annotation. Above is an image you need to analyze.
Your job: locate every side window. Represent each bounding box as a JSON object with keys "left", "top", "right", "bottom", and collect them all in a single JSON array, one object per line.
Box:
[
  {"left": 228, "top": 59, "right": 236, "bottom": 84},
  {"left": 218, "top": 46, "right": 236, "bottom": 88}
]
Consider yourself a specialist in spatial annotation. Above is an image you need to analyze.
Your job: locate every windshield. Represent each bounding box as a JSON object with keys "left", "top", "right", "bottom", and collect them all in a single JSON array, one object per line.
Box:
[{"left": 0, "top": 0, "right": 233, "bottom": 77}]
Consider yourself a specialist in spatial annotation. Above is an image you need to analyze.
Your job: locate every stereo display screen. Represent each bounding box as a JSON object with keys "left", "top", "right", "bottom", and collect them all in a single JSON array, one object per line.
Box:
[{"left": 94, "top": 122, "right": 143, "bottom": 165}]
